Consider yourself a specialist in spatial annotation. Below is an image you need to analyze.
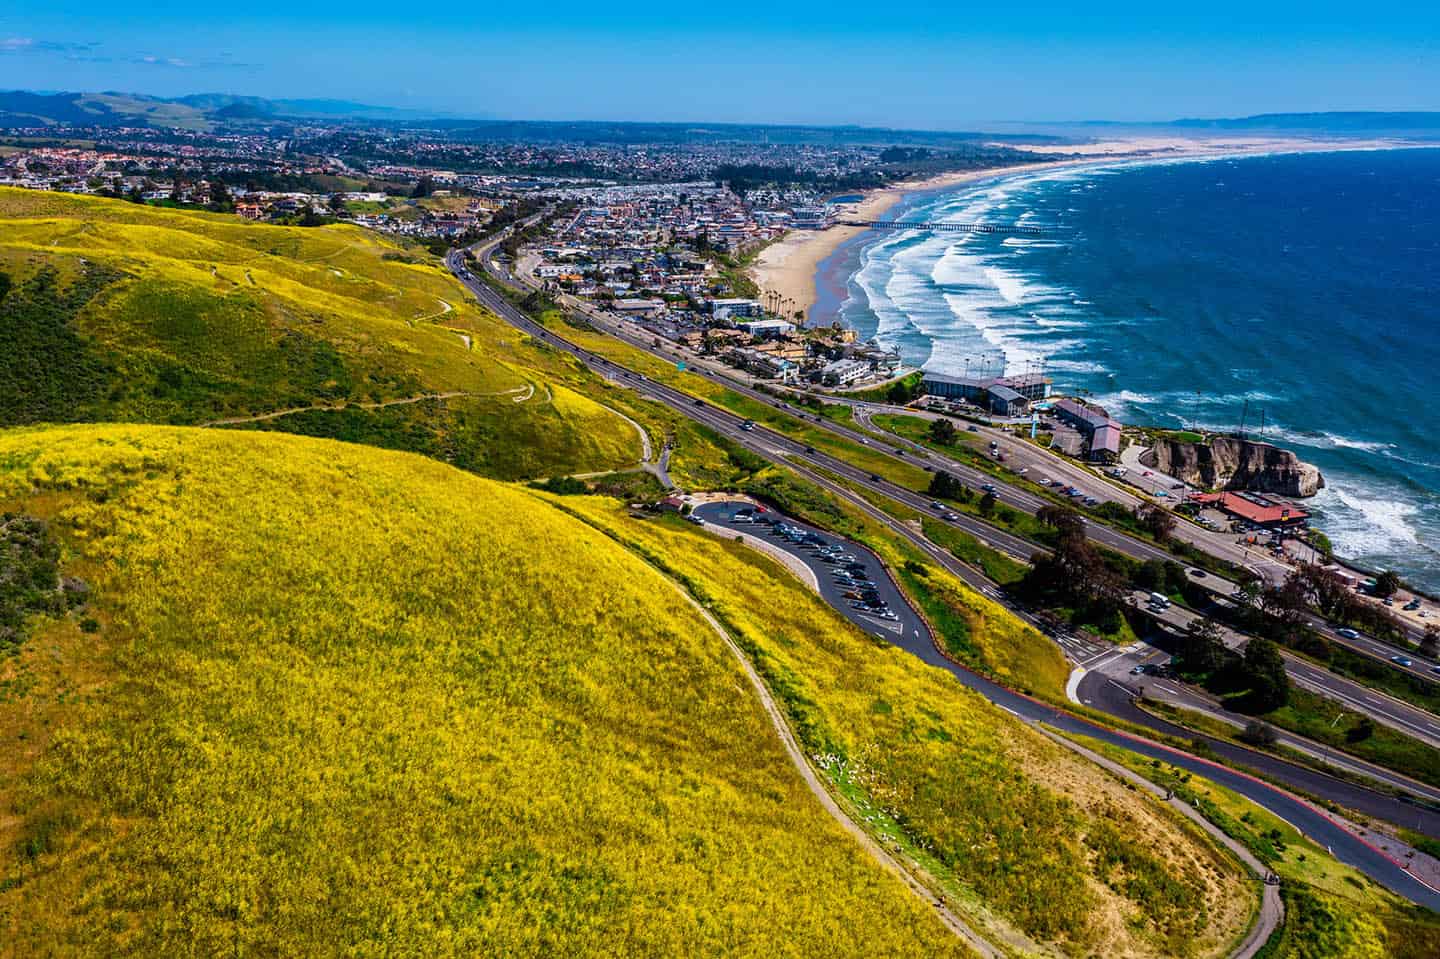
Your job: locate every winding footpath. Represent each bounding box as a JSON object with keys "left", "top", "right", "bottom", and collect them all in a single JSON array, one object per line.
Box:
[{"left": 651, "top": 555, "right": 1003, "bottom": 956}]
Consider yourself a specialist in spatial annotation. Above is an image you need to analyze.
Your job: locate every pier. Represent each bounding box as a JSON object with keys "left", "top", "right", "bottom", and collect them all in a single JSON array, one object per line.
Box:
[{"left": 840, "top": 219, "right": 1049, "bottom": 235}]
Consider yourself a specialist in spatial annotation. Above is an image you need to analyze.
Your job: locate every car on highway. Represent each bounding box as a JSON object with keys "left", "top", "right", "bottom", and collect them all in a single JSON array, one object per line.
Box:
[
  {"left": 869, "top": 473, "right": 883, "bottom": 482},
  {"left": 1037, "top": 478, "right": 1051, "bottom": 486},
  {"left": 693, "top": 398, "right": 704, "bottom": 406},
  {"left": 981, "top": 483, "right": 997, "bottom": 493},
  {"left": 740, "top": 420, "right": 755, "bottom": 432},
  {"left": 930, "top": 500, "right": 945, "bottom": 510},
  {"left": 1336, "top": 628, "right": 1361, "bottom": 639},
  {"left": 1392, "top": 655, "right": 1414, "bottom": 667},
  {"left": 1189, "top": 568, "right": 1207, "bottom": 578}
]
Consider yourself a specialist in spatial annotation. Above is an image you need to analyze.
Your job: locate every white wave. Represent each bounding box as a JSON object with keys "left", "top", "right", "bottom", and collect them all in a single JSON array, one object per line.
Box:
[{"left": 1312, "top": 485, "right": 1423, "bottom": 555}]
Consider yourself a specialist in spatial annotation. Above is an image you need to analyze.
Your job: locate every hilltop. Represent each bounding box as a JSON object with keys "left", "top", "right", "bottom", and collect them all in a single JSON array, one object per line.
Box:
[
  {"left": 0, "top": 425, "right": 1257, "bottom": 957},
  {"left": 0, "top": 187, "right": 642, "bottom": 481}
]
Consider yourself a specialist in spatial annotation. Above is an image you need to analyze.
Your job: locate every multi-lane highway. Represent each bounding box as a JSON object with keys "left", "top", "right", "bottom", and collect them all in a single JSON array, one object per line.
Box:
[
  {"left": 685, "top": 501, "right": 1440, "bottom": 910},
  {"left": 465, "top": 234, "right": 1440, "bottom": 758},
  {"left": 448, "top": 234, "right": 1440, "bottom": 865}
]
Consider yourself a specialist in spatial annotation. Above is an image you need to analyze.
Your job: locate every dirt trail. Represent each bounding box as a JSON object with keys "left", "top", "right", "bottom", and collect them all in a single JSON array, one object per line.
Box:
[{"left": 200, "top": 388, "right": 526, "bottom": 427}]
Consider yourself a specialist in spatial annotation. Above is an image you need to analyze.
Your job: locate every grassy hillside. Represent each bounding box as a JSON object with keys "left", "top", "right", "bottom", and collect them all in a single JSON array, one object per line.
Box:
[
  {"left": 0, "top": 424, "right": 975, "bottom": 956},
  {"left": 555, "top": 496, "right": 1256, "bottom": 957},
  {"left": 0, "top": 188, "right": 639, "bottom": 481}
]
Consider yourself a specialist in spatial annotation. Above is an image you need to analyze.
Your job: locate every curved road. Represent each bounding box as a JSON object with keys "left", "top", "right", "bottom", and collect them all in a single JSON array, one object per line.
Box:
[
  {"left": 700, "top": 501, "right": 1440, "bottom": 913},
  {"left": 446, "top": 237, "right": 1440, "bottom": 908}
]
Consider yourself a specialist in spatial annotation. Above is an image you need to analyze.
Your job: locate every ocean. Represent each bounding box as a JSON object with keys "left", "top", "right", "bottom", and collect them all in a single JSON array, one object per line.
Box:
[{"left": 819, "top": 148, "right": 1440, "bottom": 590}]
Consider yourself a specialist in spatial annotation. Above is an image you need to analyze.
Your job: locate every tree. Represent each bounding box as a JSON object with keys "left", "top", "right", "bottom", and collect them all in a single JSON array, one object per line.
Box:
[
  {"left": 1345, "top": 717, "right": 1376, "bottom": 744},
  {"left": 329, "top": 192, "right": 348, "bottom": 214},
  {"left": 1241, "top": 638, "right": 1290, "bottom": 712},
  {"left": 1291, "top": 564, "right": 1351, "bottom": 618},
  {"left": 886, "top": 379, "right": 916, "bottom": 405},
  {"left": 928, "top": 417, "right": 958, "bottom": 446},
  {"left": 1239, "top": 721, "right": 1278, "bottom": 747},
  {"left": 978, "top": 491, "right": 997, "bottom": 518},
  {"left": 1421, "top": 624, "right": 1440, "bottom": 660},
  {"left": 208, "top": 178, "right": 232, "bottom": 212},
  {"left": 1375, "top": 570, "right": 1402, "bottom": 599},
  {"left": 1036, "top": 504, "right": 1086, "bottom": 544},
  {"left": 1135, "top": 502, "right": 1177, "bottom": 543},
  {"left": 927, "top": 470, "right": 968, "bottom": 502},
  {"left": 1178, "top": 617, "right": 1228, "bottom": 676},
  {"left": 411, "top": 176, "right": 435, "bottom": 199}
]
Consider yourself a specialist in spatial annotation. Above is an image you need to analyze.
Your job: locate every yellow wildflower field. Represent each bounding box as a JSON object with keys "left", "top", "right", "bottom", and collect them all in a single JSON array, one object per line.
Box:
[
  {"left": 0, "top": 188, "right": 638, "bottom": 479},
  {"left": 0, "top": 425, "right": 968, "bottom": 957},
  {"left": 555, "top": 496, "right": 1255, "bottom": 958}
]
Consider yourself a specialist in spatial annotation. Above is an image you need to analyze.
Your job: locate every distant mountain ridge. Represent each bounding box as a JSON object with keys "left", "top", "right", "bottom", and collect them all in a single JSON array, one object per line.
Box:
[
  {"left": 0, "top": 89, "right": 460, "bottom": 129},
  {"left": 1169, "top": 111, "right": 1440, "bottom": 132}
]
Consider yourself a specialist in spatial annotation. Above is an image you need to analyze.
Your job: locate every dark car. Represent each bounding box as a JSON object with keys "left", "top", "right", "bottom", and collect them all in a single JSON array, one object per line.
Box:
[
  {"left": 870, "top": 474, "right": 882, "bottom": 483},
  {"left": 693, "top": 398, "right": 704, "bottom": 406}
]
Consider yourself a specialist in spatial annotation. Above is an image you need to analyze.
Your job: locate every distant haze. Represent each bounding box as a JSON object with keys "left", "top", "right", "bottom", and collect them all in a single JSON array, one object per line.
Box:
[{"left": 3, "top": 3, "right": 1438, "bottom": 126}]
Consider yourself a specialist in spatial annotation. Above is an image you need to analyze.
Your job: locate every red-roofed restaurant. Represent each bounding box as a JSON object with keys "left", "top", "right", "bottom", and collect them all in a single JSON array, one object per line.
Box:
[{"left": 1190, "top": 491, "right": 1310, "bottom": 529}]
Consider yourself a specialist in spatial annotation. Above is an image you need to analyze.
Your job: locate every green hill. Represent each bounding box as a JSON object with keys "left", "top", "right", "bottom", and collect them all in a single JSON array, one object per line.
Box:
[
  {"left": 0, "top": 188, "right": 640, "bottom": 481},
  {"left": 0, "top": 424, "right": 973, "bottom": 956},
  {"left": 0, "top": 425, "right": 1256, "bottom": 957}
]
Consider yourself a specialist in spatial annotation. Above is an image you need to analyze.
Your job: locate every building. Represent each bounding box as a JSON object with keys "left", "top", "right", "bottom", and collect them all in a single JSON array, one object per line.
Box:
[
  {"left": 985, "top": 385, "right": 1029, "bottom": 417},
  {"left": 613, "top": 298, "right": 665, "bottom": 316},
  {"left": 1191, "top": 491, "right": 1310, "bottom": 530},
  {"left": 818, "top": 358, "right": 869, "bottom": 386},
  {"left": 792, "top": 206, "right": 835, "bottom": 229},
  {"left": 1053, "top": 398, "right": 1123, "bottom": 462},
  {"left": 711, "top": 298, "right": 763, "bottom": 322},
  {"left": 736, "top": 318, "right": 796, "bottom": 338},
  {"left": 922, "top": 371, "right": 1047, "bottom": 417}
]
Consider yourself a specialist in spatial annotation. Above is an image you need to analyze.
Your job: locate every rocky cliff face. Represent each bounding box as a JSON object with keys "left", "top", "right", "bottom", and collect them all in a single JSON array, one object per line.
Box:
[{"left": 1144, "top": 436, "right": 1325, "bottom": 498}]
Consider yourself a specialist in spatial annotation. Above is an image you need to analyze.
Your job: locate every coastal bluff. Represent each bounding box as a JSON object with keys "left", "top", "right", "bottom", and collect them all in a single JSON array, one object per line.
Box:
[{"left": 1142, "top": 435, "right": 1325, "bottom": 498}]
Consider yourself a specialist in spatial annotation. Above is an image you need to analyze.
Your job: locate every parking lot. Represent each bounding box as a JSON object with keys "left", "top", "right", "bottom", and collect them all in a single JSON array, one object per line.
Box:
[{"left": 691, "top": 501, "right": 930, "bottom": 649}]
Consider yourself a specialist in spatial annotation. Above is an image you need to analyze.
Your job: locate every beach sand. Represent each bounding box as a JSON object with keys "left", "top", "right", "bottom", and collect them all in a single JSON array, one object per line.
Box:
[{"left": 750, "top": 136, "right": 1413, "bottom": 325}]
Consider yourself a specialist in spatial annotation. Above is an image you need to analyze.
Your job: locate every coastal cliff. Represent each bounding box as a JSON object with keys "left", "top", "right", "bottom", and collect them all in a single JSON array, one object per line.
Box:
[{"left": 1144, "top": 435, "right": 1325, "bottom": 498}]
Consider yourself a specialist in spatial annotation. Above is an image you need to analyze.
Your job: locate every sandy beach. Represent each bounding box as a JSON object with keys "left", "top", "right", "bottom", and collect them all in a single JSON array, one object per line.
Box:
[{"left": 749, "top": 136, "right": 1412, "bottom": 325}]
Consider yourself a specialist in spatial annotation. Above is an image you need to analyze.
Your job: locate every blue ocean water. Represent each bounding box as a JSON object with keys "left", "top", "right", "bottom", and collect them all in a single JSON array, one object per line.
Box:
[{"left": 826, "top": 149, "right": 1440, "bottom": 589}]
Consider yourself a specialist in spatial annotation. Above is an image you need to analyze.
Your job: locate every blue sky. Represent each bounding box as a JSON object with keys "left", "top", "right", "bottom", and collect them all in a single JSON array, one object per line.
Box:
[{"left": 3, "top": 3, "right": 1439, "bottom": 126}]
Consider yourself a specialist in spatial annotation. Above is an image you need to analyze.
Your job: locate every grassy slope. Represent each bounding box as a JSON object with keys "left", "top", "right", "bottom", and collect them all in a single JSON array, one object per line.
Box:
[
  {"left": 0, "top": 188, "right": 637, "bottom": 481},
  {"left": 558, "top": 497, "right": 1255, "bottom": 958},
  {"left": 0, "top": 424, "right": 972, "bottom": 957},
  {"left": 1073, "top": 737, "right": 1440, "bottom": 959}
]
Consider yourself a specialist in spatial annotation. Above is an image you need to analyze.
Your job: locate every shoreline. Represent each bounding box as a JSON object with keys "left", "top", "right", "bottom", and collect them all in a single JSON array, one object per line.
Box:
[{"left": 748, "top": 136, "right": 1423, "bottom": 326}]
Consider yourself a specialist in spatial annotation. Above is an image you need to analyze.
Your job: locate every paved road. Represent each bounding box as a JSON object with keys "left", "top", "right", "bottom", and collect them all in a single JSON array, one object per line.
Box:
[
  {"left": 693, "top": 501, "right": 1440, "bottom": 911},
  {"left": 1088, "top": 634, "right": 1440, "bottom": 805},
  {"left": 694, "top": 503, "right": 929, "bottom": 649},
  {"left": 448, "top": 235, "right": 1440, "bottom": 903},
  {"left": 850, "top": 404, "right": 1440, "bottom": 689},
  {"left": 458, "top": 230, "right": 1440, "bottom": 777}
]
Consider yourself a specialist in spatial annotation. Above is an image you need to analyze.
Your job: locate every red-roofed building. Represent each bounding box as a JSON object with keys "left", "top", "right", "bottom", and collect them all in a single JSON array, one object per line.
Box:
[{"left": 1191, "top": 491, "right": 1309, "bottom": 529}]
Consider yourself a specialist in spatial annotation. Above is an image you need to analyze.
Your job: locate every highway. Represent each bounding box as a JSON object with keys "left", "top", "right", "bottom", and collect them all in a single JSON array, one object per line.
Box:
[
  {"left": 519, "top": 237, "right": 1440, "bottom": 693},
  {"left": 847, "top": 403, "right": 1440, "bottom": 688},
  {"left": 448, "top": 234, "right": 1440, "bottom": 886},
  {"left": 686, "top": 502, "right": 1440, "bottom": 911},
  {"left": 471, "top": 236, "right": 1440, "bottom": 756}
]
